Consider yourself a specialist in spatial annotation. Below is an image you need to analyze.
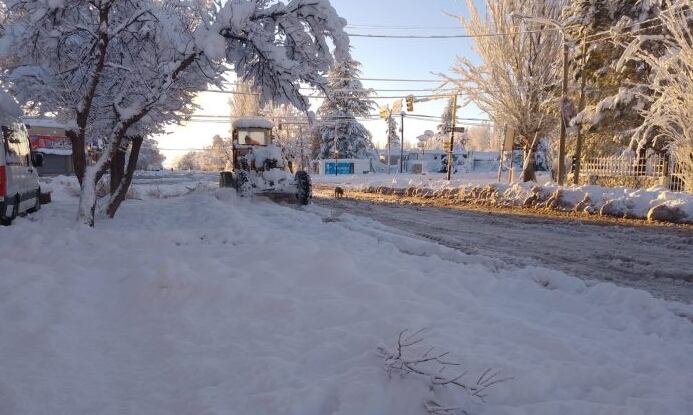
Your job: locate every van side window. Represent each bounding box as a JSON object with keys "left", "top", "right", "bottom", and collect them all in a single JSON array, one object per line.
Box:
[{"left": 2, "top": 126, "right": 29, "bottom": 167}]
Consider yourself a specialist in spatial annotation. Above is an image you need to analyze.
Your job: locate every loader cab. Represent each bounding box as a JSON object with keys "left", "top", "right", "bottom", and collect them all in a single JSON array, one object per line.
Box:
[
  {"left": 230, "top": 118, "right": 276, "bottom": 172},
  {"left": 231, "top": 118, "right": 274, "bottom": 147},
  {"left": 234, "top": 127, "right": 272, "bottom": 146}
]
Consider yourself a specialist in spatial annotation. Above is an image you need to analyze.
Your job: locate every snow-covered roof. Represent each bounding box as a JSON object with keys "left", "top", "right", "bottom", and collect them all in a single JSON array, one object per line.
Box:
[
  {"left": 23, "top": 118, "right": 67, "bottom": 129},
  {"left": 35, "top": 148, "right": 72, "bottom": 156},
  {"left": 232, "top": 117, "right": 274, "bottom": 130}
]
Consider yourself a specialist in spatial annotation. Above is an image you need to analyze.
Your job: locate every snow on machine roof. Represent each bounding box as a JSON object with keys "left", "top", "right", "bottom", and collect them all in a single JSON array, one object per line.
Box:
[{"left": 232, "top": 117, "right": 274, "bottom": 130}]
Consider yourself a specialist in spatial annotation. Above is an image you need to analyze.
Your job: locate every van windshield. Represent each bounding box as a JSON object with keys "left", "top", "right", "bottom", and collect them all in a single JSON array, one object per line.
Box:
[
  {"left": 2, "top": 124, "right": 29, "bottom": 166},
  {"left": 237, "top": 129, "right": 270, "bottom": 146}
]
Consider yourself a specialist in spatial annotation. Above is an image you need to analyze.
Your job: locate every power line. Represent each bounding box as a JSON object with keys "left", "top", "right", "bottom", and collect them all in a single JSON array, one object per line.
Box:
[
  {"left": 204, "top": 89, "right": 455, "bottom": 100},
  {"left": 347, "top": 26, "right": 563, "bottom": 39},
  {"left": 346, "top": 24, "right": 466, "bottom": 30},
  {"left": 204, "top": 87, "right": 453, "bottom": 95}
]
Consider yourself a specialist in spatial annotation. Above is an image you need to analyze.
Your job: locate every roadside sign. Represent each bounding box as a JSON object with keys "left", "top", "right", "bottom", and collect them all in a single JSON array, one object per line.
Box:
[
  {"left": 325, "top": 162, "right": 354, "bottom": 175},
  {"left": 452, "top": 127, "right": 466, "bottom": 133}
]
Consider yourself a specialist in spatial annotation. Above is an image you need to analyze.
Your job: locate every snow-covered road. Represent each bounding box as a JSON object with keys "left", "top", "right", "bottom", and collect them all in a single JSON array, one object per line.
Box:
[{"left": 314, "top": 190, "right": 693, "bottom": 303}]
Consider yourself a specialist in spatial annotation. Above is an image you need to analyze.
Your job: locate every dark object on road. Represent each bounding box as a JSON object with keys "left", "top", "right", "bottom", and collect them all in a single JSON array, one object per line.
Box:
[
  {"left": 334, "top": 187, "right": 345, "bottom": 199},
  {"left": 219, "top": 117, "right": 312, "bottom": 205},
  {"left": 39, "top": 191, "right": 52, "bottom": 205}
]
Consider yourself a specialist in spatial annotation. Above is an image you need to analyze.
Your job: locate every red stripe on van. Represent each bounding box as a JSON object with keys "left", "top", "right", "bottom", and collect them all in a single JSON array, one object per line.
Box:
[{"left": 0, "top": 166, "right": 5, "bottom": 198}]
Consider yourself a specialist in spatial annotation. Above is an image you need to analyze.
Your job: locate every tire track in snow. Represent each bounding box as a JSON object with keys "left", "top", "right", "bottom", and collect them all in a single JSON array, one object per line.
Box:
[{"left": 313, "top": 194, "right": 693, "bottom": 303}]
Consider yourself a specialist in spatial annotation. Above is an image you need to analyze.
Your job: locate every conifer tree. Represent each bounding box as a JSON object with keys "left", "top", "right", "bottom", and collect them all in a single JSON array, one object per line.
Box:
[{"left": 316, "top": 58, "right": 376, "bottom": 159}]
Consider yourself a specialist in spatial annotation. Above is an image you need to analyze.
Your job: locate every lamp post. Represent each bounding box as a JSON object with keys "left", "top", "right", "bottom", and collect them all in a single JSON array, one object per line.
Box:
[{"left": 510, "top": 13, "right": 569, "bottom": 185}]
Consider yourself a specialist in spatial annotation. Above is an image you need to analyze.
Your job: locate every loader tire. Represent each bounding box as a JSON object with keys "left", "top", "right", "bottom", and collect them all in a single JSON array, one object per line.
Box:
[
  {"left": 235, "top": 171, "right": 253, "bottom": 198},
  {"left": 295, "top": 171, "right": 312, "bottom": 205}
]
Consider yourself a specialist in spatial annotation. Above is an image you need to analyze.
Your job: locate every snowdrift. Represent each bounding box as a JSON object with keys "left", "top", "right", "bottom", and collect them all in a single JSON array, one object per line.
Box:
[
  {"left": 318, "top": 173, "right": 693, "bottom": 224},
  {"left": 1, "top": 175, "right": 692, "bottom": 414}
]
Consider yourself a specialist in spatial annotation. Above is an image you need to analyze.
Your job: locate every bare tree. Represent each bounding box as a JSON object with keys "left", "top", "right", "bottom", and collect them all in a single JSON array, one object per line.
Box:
[{"left": 446, "top": 0, "right": 564, "bottom": 181}]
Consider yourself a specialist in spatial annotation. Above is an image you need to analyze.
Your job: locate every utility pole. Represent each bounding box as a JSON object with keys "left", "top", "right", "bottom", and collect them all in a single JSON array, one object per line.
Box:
[
  {"left": 573, "top": 34, "right": 588, "bottom": 185},
  {"left": 558, "top": 40, "right": 569, "bottom": 185},
  {"left": 386, "top": 115, "right": 391, "bottom": 175},
  {"left": 400, "top": 112, "right": 405, "bottom": 173},
  {"left": 446, "top": 93, "right": 458, "bottom": 181}
]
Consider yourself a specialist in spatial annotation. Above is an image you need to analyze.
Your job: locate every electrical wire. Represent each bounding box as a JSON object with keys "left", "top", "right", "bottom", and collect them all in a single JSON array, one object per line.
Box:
[
  {"left": 346, "top": 23, "right": 467, "bottom": 30},
  {"left": 347, "top": 26, "right": 563, "bottom": 39},
  {"left": 204, "top": 89, "right": 455, "bottom": 100}
]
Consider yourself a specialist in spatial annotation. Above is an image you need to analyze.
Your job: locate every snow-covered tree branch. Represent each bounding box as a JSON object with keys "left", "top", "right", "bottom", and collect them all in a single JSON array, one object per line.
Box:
[
  {"left": 1, "top": 0, "right": 349, "bottom": 226},
  {"left": 619, "top": 6, "right": 693, "bottom": 191}
]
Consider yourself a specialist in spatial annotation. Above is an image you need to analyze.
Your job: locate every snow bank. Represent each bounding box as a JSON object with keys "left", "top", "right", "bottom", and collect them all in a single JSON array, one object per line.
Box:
[
  {"left": 316, "top": 173, "right": 693, "bottom": 224},
  {"left": 40, "top": 171, "right": 218, "bottom": 203},
  {"left": 1, "top": 174, "right": 692, "bottom": 414}
]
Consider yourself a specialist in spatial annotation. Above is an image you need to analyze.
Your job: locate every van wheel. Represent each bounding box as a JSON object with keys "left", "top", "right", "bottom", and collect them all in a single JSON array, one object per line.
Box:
[
  {"left": 1, "top": 195, "right": 19, "bottom": 226},
  {"left": 27, "top": 188, "right": 41, "bottom": 213}
]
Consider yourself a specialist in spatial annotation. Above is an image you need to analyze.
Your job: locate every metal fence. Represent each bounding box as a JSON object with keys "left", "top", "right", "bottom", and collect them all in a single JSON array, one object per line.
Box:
[
  {"left": 670, "top": 162, "right": 688, "bottom": 192},
  {"left": 582, "top": 154, "right": 688, "bottom": 192}
]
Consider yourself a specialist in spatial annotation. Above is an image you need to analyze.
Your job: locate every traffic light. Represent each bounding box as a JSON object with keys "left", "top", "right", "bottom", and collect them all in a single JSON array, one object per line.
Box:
[
  {"left": 379, "top": 106, "right": 390, "bottom": 120},
  {"left": 406, "top": 95, "right": 414, "bottom": 112}
]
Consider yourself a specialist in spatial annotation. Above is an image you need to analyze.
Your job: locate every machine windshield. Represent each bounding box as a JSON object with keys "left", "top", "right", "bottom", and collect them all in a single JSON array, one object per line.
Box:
[{"left": 237, "top": 129, "right": 270, "bottom": 146}]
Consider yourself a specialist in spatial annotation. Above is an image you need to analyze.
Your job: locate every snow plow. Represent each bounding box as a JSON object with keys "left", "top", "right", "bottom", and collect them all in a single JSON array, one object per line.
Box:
[{"left": 219, "top": 117, "right": 311, "bottom": 205}]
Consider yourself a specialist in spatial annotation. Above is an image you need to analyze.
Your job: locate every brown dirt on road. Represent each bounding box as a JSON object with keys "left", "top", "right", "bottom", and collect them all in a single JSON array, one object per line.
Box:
[{"left": 313, "top": 185, "right": 693, "bottom": 230}]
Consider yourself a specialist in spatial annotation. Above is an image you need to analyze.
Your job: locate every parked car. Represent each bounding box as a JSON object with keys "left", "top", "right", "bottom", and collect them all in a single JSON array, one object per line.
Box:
[{"left": 1, "top": 119, "right": 43, "bottom": 226}]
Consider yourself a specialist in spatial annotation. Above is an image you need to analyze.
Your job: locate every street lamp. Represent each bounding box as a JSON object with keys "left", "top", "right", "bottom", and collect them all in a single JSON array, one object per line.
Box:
[{"left": 510, "top": 12, "right": 569, "bottom": 185}]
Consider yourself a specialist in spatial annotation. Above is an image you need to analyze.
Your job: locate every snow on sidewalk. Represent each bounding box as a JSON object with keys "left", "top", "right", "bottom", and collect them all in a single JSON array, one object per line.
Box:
[
  {"left": 315, "top": 173, "right": 693, "bottom": 224},
  {"left": 0, "top": 180, "right": 692, "bottom": 415}
]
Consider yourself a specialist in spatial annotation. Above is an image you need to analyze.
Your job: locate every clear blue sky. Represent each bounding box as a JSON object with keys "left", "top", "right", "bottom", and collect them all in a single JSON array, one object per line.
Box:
[{"left": 157, "top": 0, "right": 486, "bottom": 166}]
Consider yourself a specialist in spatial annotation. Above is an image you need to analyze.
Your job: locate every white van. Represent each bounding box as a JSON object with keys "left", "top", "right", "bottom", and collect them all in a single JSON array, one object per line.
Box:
[{"left": 1, "top": 119, "right": 43, "bottom": 226}]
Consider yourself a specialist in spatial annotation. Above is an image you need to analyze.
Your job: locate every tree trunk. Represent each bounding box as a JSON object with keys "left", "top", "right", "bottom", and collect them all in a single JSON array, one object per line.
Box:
[
  {"left": 67, "top": 129, "right": 86, "bottom": 185},
  {"left": 522, "top": 146, "right": 537, "bottom": 182},
  {"left": 110, "top": 147, "right": 126, "bottom": 195},
  {"left": 107, "top": 136, "right": 143, "bottom": 218},
  {"left": 78, "top": 140, "right": 118, "bottom": 227}
]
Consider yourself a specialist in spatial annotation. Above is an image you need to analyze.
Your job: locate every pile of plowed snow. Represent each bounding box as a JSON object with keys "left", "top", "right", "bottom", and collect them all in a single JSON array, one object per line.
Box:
[
  {"left": 1, "top": 176, "right": 692, "bottom": 414},
  {"left": 318, "top": 173, "right": 693, "bottom": 224}
]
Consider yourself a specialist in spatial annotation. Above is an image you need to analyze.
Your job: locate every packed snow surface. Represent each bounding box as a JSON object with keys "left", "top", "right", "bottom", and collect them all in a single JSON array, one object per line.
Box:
[{"left": 1, "top": 173, "right": 692, "bottom": 415}]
